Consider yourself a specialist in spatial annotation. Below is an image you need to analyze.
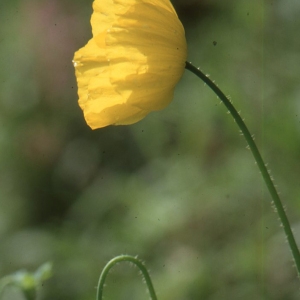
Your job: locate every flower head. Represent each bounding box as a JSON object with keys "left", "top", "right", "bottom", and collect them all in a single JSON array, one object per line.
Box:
[{"left": 73, "top": 0, "right": 187, "bottom": 129}]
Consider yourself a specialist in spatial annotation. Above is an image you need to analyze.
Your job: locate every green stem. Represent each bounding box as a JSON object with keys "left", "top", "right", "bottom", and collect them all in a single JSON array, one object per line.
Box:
[
  {"left": 96, "top": 255, "right": 157, "bottom": 300},
  {"left": 185, "top": 61, "right": 300, "bottom": 275}
]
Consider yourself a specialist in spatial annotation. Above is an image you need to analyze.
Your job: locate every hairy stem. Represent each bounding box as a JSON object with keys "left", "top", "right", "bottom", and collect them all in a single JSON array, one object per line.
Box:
[
  {"left": 96, "top": 255, "right": 157, "bottom": 300},
  {"left": 185, "top": 61, "right": 300, "bottom": 275}
]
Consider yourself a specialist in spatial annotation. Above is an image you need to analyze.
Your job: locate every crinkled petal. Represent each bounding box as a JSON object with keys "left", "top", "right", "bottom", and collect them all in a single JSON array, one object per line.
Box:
[
  {"left": 73, "top": 38, "right": 148, "bottom": 129},
  {"left": 105, "top": 1, "right": 187, "bottom": 111},
  {"left": 73, "top": 0, "right": 187, "bottom": 129},
  {"left": 91, "top": 0, "right": 116, "bottom": 37}
]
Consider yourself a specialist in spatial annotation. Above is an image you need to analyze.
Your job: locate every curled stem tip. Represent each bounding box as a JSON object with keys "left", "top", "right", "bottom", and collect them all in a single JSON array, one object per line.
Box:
[
  {"left": 96, "top": 255, "right": 157, "bottom": 300},
  {"left": 185, "top": 61, "right": 300, "bottom": 276}
]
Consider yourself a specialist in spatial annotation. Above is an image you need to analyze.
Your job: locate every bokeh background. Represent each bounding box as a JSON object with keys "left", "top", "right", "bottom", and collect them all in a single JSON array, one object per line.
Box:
[{"left": 1, "top": 0, "right": 300, "bottom": 299}]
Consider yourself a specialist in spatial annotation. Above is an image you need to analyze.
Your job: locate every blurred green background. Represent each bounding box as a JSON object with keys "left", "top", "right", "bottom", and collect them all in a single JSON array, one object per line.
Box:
[{"left": 1, "top": 0, "right": 300, "bottom": 299}]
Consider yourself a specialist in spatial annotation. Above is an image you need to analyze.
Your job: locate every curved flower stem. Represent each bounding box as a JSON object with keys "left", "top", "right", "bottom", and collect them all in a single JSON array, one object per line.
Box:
[
  {"left": 185, "top": 61, "right": 300, "bottom": 275},
  {"left": 96, "top": 255, "right": 157, "bottom": 300}
]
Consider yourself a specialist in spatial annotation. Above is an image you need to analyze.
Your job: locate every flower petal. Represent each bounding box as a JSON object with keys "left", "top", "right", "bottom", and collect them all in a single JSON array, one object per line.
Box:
[
  {"left": 73, "top": 38, "right": 148, "bottom": 129},
  {"left": 91, "top": 0, "right": 115, "bottom": 37},
  {"left": 73, "top": 0, "right": 187, "bottom": 129},
  {"left": 106, "top": 1, "right": 187, "bottom": 111}
]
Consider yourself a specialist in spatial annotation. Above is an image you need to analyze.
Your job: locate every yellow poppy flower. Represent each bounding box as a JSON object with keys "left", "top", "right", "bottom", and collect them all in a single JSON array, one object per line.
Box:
[{"left": 73, "top": 0, "right": 187, "bottom": 129}]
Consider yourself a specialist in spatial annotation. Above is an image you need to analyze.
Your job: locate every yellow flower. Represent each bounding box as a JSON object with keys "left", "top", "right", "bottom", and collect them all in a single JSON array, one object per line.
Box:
[{"left": 73, "top": 0, "right": 187, "bottom": 129}]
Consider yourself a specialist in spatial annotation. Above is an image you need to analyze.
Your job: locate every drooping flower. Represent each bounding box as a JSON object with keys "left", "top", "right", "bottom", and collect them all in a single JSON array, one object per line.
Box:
[{"left": 73, "top": 0, "right": 187, "bottom": 129}]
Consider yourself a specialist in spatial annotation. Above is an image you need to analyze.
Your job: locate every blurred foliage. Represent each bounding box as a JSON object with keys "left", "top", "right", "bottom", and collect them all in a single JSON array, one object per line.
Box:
[
  {"left": 0, "top": 0, "right": 300, "bottom": 299},
  {"left": 0, "top": 262, "right": 52, "bottom": 300}
]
